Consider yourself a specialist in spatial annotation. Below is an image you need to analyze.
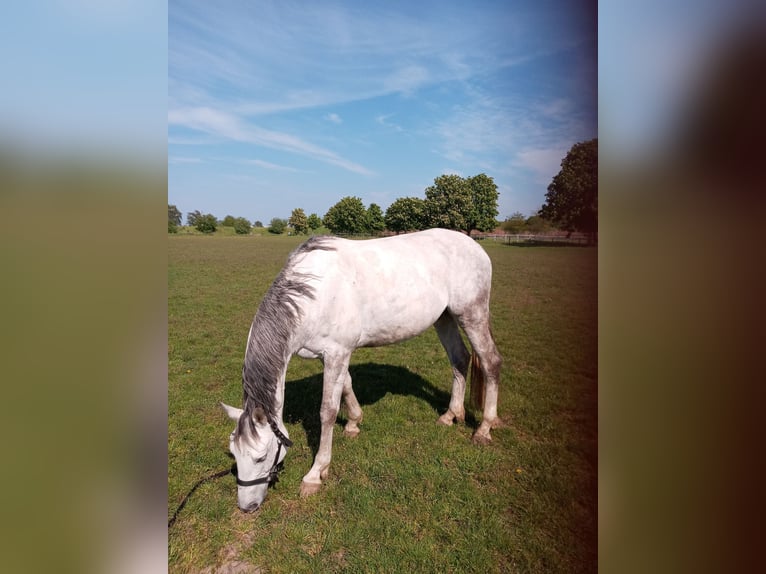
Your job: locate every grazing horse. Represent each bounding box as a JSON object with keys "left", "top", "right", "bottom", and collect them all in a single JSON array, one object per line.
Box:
[{"left": 221, "top": 228, "right": 502, "bottom": 512}]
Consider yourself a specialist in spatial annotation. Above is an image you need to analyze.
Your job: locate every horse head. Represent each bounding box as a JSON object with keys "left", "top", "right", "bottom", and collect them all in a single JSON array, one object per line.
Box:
[{"left": 221, "top": 403, "right": 290, "bottom": 512}]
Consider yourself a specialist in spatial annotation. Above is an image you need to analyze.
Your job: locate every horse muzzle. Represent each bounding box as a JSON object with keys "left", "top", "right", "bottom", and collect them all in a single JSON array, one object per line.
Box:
[{"left": 239, "top": 500, "right": 260, "bottom": 513}]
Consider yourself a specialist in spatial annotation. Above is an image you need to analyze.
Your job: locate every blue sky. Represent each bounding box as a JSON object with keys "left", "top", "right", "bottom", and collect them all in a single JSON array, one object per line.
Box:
[{"left": 168, "top": 0, "right": 596, "bottom": 225}]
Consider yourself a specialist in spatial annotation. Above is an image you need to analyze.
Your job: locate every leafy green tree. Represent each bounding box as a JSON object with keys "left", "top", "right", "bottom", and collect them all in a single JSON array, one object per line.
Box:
[
  {"left": 195, "top": 213, "right": 218, "bottom": 234},
  {"left": 307, "top": 213, "right": 322, "bottom": 231},
  {"left": 233, "top": 217, "right": 252, "bottom": 235},
  {"left": 324, "top": 196, "right": 369, "bottom": 235},
  {"left": 168, "top": 204, "right": 182, "bottom": 232},
  {"left": 424, "top": 174, "right": 472, "bottom": 232},
  {"left": 501, "top": 212, "right": 527, "bottom": 234},
  {"left": 221, "top": 215, "right": 237, "bottom": 227},
  {"left": 289, "top": 208, "right": 309, "bottom": 234},
  {"left": 540, "top": 139, "right": 597, "bottom": 241},
  {"left": 186, "top": 210, "right": 202, "bottom": 227},
  {"left": 268, "top": 218, "right": 287, "bottom": 234},
  {"left": 466, "top": 173, "right": 499, "bottom": 232},
  {"left": 367, "top": 203, "right": 385, "bottom": 234},
  {"left": 385, "top": 197, "right": 426, "bottom": 233},
  {"left": 254, "top": 220, "right": 263, "bottom": 228}
]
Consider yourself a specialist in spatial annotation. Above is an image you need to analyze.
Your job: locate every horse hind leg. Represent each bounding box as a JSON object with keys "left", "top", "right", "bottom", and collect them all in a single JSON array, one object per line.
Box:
[
  {"left": 458, "top": 310, "right": 503, "bottom": 444},
  {"left": 434, "top": 311, "right": 471, "bottom": 426},
  {"left": 341, "top": 370, "right": 363, "bottom": 437}
]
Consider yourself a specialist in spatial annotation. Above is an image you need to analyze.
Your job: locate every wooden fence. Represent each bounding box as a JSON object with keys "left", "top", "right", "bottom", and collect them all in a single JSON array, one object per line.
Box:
[{"left": 472, "top": 233, "right": 592, "bottom": 245}]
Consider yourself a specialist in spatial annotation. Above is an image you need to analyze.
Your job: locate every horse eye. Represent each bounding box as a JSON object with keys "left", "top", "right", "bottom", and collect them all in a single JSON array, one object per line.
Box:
[{"left": 254, "top": 455, "right": 266, "bottom": 463}]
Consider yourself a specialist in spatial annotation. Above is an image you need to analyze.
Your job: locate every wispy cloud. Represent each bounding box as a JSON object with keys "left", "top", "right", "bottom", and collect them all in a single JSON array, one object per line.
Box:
[
  {"left": 168, "top": 106, "right": 374, "bottom": 176},
  {"left": 375, "top": 113, "right": 403, "bottom": 132},
  {"left": 324, "top": 113, "right": 342, "bottom": 124},
  {"left": 247, "top": 159, "right": 300, "bottom": 172},
  {"left": 383, "top": 65, "right": 430, "bottom": 96},
  {"left": 168, "top": 2, "right": 527, "bottom": 118},
  {"left": 514, "top": 147, "right": 567, "bottom": 184}
]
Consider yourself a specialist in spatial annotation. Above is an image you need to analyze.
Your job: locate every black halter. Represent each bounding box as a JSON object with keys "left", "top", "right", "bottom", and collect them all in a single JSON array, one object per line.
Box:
[{"left": 236, "top": 419, "right": 293, "bottom": 487}]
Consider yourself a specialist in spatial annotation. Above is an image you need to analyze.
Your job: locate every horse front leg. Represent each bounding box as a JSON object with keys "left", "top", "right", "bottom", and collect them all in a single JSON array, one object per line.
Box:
[{"left": 300, "top": 353, "right": 350, "bottom": 497}]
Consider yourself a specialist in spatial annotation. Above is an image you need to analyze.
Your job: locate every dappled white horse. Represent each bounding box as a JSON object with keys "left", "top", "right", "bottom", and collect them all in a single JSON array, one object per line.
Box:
[{"left": 221, "top": 228, "right": 502, "bottom": 512}]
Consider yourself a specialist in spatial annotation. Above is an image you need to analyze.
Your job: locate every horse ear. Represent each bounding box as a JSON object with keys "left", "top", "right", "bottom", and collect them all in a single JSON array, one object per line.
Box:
[
  {"left": 221, "top": 402, "right": 244, "bottom": 421},
  {"left": 252, "top": 406, "right": 269, "bottom": 427}
]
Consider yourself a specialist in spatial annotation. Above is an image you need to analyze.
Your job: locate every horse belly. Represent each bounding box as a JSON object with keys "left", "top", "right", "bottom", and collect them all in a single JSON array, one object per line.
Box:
[{"left": 355, "top": 288, "right": 446, "bottom": 347}]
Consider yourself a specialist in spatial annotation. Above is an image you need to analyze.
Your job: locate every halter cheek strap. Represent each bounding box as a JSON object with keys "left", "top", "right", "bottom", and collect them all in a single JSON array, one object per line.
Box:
[{"left": 236, "top": 420, "right": 293, "bottom": 487}]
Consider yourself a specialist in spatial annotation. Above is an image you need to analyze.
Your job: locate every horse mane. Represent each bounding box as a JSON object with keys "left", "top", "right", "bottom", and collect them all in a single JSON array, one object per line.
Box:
[{"left": 239, "top": 236, "right": 336, "bottom": 436}]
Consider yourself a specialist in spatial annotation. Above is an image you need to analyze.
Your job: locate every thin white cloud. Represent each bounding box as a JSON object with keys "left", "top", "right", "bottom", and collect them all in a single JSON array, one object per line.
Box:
[
  {"left": 168, "top": 2, "right": 529, "bottom": 118},
  {"left": 168, "top": 106, "right": 374, "bottom": 176},
  {"left": 514, "top": 147, "right": 567, "bottom": 184},
  {"left": 324, "top": 113, "right": 342, "bottom": 124},
  {"left": 247, "top": 159, "right": 300, "bottom": 172},
  {"left": 383, "top": 64, "right": 430, "bottom": 95},
  {"left": 169, "top": 156, "right": 202, "bottom": 164},
  {"left": 375, "top": 113, "right": 403, "bottom": 132}
]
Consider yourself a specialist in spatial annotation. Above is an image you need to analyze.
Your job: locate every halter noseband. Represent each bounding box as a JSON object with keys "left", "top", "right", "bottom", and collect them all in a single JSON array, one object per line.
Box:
[{"left": 236, "top": 419, "right": 293, "bottom": 488}]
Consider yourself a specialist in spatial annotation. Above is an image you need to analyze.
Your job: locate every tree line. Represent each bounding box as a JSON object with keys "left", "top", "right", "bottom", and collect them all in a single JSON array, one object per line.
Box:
[{"left": 169, "top": 139, "right": 596, "bottom": 239}]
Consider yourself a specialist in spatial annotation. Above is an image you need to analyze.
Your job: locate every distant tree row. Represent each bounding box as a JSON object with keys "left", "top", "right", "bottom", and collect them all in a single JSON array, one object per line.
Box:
[
  {"left": 168, "top": 208, "right": 255, "bottom": 234},
  {"left": 323, "top": 173, "right": 499, "bottom": 235},
  {"left": 169, "top": 140, "right": 597, "bottom": 240}
]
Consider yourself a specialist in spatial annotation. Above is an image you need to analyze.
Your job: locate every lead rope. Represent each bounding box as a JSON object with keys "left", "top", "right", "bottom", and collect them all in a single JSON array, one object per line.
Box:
[
  {"left": 168, "top": 466, "right": 233, "bottom": 529},
  {"left": 169, "top": 419, "right": 291, "bottom": 529}
]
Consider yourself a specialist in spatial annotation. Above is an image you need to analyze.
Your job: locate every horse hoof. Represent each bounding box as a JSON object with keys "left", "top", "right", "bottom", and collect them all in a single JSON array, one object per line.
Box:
[
  {"left": 472, "top": 432, "right": 492, "bottom": 445},
  {"left": 437, "top": 413, "right": 454, "bottom": 426},
  {"left": 343, "top": 427, "right": 361, "bottom": 438},
  {"left": 300, "top": 480, "right": 322, "bottom": 498}
]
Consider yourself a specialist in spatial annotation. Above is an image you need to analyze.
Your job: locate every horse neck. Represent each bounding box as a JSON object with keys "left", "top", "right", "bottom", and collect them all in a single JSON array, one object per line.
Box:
[{"left": 242, "top": 316, "right": 294, "bottom": 426}]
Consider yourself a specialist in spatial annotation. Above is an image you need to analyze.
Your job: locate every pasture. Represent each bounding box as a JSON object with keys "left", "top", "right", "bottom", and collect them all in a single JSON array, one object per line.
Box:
[{"left": 168, "top": 234, "right": 597, "bottom": 573}]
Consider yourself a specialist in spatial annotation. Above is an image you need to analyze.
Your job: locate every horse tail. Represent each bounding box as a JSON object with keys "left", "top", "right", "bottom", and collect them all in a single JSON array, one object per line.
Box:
[{"left": 469, "top": 352, "right": 485, "bottom": 410}]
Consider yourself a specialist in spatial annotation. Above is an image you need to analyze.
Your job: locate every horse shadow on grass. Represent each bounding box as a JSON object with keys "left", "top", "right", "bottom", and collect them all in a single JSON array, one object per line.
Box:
[{"left": 283, "top": 362, "right": 478, "bottom": 456}]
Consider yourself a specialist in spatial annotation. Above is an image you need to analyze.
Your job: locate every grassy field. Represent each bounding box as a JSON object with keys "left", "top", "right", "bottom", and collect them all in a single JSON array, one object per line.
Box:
[{"left": 168, "top": 233, "right": 597, "bottom": 573}]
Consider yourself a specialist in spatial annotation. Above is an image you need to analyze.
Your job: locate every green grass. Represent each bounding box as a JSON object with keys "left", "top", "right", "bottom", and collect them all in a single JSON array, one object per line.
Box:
[{"left": 169, "top": 234, "right": 597, "bottom": 573}]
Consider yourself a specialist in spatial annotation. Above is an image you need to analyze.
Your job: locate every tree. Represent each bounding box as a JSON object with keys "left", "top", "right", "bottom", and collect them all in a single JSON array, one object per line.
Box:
[
  {"left": 168, "top": 204, "right": 182, "bottom": 231},
  {"left": 540, "top": 139, "right": 597, "bottom": 241},
  {"left": 367, "top": 203, "right": 385, "bottom": 234},
  {"left": 501, "top": 212, "right": 527, "bottom": 234},
  {"left": 289, "top": 208, "right": 309, "bottom": 234},
  {"left": 268, "top": 218, "right": 287, "bottom": 234},
  {"left": 307, "top": 213, "right": 322, "bottom": 231},
  {"left": 195, "top": 213, "right": 218, "bottom": 234},
  {"left": 385, "top": 197, "right": 427, "bottom": 233},
  {"left": 254, "top": 220, "right": 263, "bottom": 228},
  {"left": 221, "top": 215, "right": 237, "bottom": 227},
  {"left": 323, "top": 196, "right": 369, "bottom": 235},
  {"left": 466, "top": 173, "right": 499, "bottom": 232},
  {"left": 424, "top": 174, "right": 472, "bottom": 232},
  {"left": 525, "top": 214, "right": 550, "bottom": 234},
  {"left": 186, "top": 210, "right": 202, "bottom": 227},
  {"left": 233, "top": 217, "right": 252, "bottom": 235}
]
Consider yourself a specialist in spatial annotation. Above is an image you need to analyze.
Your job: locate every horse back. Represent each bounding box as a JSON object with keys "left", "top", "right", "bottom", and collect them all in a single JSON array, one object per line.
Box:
[{"left": 291, "top": 229, "right": 491, "bottom": 350}]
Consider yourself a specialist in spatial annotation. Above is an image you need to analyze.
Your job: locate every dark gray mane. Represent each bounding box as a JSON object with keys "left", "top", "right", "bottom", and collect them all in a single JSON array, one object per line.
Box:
[{"left": 239, "top": 236, "right": 336, "bottom": 436}]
